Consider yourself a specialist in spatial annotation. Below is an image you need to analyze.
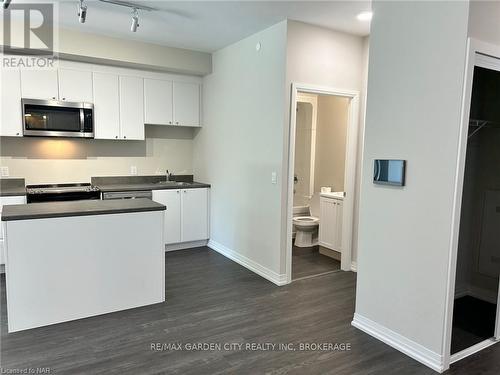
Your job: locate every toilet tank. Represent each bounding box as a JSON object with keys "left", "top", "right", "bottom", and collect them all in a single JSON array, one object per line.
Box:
[{"left": 309, "top": 193, "right": 320, "bottom": 217}]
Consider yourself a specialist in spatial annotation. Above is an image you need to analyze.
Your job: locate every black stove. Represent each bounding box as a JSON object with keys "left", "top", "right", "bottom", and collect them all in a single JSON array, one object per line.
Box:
[{"left": 26, "top": 183, "right": 101, "bottom": 203}]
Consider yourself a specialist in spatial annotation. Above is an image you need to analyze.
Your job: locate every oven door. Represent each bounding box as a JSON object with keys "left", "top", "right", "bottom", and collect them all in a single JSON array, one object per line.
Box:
[{"left": 22, "top": 99, "right": 94, "bottom": 138}]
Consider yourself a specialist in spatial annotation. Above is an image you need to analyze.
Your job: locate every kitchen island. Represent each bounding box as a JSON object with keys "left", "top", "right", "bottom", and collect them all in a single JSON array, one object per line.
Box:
[{"left": 2, "top": 198, "right": 166, "bottom": 332}]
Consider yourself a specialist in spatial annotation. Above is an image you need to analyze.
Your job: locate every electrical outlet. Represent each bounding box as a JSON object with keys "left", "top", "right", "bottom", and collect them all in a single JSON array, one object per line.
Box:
[
  {"left": 130, "top": 166, "right": 137, "bottom": 175},
  {"left": 0, "top": 166, "right": 9, "bottom": 177}
]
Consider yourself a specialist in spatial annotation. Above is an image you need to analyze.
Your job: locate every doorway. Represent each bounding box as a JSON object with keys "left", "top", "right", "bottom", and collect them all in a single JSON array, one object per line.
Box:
[
  {"left": 286, "top": 84, "right": 360, "bottom": 283},
  {"left": 449, "top": 50, "right": 500, "bottom": 364}
]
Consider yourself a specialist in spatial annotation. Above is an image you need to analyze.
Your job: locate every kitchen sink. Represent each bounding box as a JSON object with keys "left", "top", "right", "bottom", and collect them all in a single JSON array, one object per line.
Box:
[{"left": 155, "top": 181, "right": 192, "bottom": 186}]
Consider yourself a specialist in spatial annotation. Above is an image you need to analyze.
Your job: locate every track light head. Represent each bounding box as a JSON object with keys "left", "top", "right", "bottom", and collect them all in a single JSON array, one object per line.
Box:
[
  {"left": 130, "top": 8, "right": 139, "bottom": 32},
  {"left": 3, "top": 0, "right": 12, "bottom": 10},
  {"left": 77, "top": 0, "right": 87, "bottom": 23}
]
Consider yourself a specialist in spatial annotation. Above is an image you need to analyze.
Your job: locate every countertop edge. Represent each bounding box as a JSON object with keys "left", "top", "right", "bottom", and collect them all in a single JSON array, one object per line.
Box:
[
  {"left": 0, "top": 191, "right": 27, "bottom": 197},
  {"left": 2, "top": 205, "right": 166, "bottom": 222},
  {"left": 97, "top": 183, "right": 211, "bottom": 193}
]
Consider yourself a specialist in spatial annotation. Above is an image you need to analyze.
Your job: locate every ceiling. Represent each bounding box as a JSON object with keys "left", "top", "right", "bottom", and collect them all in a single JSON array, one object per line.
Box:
[{"left": 51, "top": 1, "right": 371, "bottom": 52}]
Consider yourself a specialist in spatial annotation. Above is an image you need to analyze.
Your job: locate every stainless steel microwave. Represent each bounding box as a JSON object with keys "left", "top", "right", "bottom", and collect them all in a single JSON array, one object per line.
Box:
[{"left": 22, "top": 99, "right": 94, "bottom": 138}]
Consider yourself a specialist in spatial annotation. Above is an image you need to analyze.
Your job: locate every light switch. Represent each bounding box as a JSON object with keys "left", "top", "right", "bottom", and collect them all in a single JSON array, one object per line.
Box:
[
  {"left": 0, "top": 166, "right": 9, "bottom": 177},
  {"left": 271, "top": 172, "right": 277, "bottom": 184},
  {"left": 130, "top": 166, "right": 137, "bottom": 175}
]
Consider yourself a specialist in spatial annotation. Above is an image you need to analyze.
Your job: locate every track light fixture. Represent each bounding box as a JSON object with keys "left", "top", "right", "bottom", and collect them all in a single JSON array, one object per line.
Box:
[
  {"left": 3, "top": 0, "right": 12, "bottom": 10},
  {"left": 75, "top": 1, "right": 155, "bottom": 32},
  {"left": 77, "top": 0, "right": 87, "bottom": 23},
  {"left": 130, "top": 8, "right": 139, "bottom": 32}
]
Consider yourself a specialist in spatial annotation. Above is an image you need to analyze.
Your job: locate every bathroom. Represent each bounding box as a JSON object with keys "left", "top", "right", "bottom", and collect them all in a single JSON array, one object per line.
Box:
[{"left": 292, "top": 92, "right": 349, "bottom": 280}]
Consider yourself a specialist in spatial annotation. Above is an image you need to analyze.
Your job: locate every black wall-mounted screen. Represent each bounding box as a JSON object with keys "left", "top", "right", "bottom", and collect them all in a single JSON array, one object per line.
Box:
[{"left": 374, "top": 160, "right": 406, "bottom": 186}]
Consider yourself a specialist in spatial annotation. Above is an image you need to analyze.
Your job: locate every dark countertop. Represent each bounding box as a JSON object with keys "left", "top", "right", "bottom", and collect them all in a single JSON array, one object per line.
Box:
[
  {"left": 91, "top": 175, "right": 210, "bottom": 193},
  {"left": 97, "top": 181, "right": 211, "bottom": 193},
  {"left": 0, "top": 178, "right": 26, "bottom": 197},
  {"left": 1, "top": 198, "right": 165, "bottom": 221}
]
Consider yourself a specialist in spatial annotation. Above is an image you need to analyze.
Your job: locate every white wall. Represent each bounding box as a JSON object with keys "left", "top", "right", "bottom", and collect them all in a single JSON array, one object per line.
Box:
[
  {"left": 468, "top": 0, "right": 500, "bottom": 45},
  {"left": 354, "top": 0, "right": 470, "bottom": 363},
  {"left": 193, "top": 21, "right": 288, "bottom": 278},
  {"left": 0, "top": 22, "right": 211, "bottom": 75},
  {"left": 0, "top": 127, "right": 194, "bottom": 184},
  {"left": 314, "top": 95, "right": 349, "bottom": 193},
  {"left": 284, "top": 21, "right": 367, "bottom": 269}
]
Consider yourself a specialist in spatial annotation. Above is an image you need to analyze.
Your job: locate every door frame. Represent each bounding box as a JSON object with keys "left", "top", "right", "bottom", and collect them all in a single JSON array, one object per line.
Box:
[
  {"left": 285, "top": 83, "right": 360, "bottom": 283},
  {"left": 443, "top": 38, "right": 500, "bottom": 370}
]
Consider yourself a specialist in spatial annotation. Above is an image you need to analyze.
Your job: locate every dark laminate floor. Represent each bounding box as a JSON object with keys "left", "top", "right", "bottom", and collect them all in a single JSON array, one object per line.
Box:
[
  {"left": 451, "top": 296, "right": 498, "bottom": 354},
  {"left": 292, "top": 245, "right": 340, "bottom": 280},
  {"left": 1, "top": 247, "right": 499, "bottom": 374}
]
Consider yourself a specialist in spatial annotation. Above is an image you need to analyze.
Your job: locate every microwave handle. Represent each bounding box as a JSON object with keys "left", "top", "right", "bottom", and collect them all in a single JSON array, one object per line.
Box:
[{"left": 80, "top": 108, "right": 85, "bottom": 133}]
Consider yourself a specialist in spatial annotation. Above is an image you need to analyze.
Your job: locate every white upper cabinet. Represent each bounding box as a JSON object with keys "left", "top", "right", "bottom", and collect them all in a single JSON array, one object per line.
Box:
[
  {"left": 14, "top": 60, "right": 202, "bottom": 140},
  {"left": 173, "top": 82, "right": 200, "bottom": 127},
  {"left": 119, "top": 76, "right": 144, "bottom": 140},
  {"left": 1, "top": 69, "right": 23, "bottom": 137},
  {"left": 20, "top": 69, "right": 59, "bottom": 100},
  {"left": 93, "top": 72, "right": 120, "bottom": 140},
  {"left": 144, "top": 78, "right": 173, "bottom": 125},
  {"left": 58, "top": 68, "right": 93, "bottom": 102}
]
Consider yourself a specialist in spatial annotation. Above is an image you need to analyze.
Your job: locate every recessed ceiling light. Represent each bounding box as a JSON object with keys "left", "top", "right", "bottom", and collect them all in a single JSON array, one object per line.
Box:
[{"left": 357, "top": 11, "right": 373, "bottom": 21}]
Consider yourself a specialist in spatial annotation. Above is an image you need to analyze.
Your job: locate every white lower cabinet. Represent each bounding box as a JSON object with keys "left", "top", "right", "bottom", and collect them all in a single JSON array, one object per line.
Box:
[
  {"left": 152, "top": 188, "right": 209, "bottom": 245},
  {"left": 319, "top": 196, "right": 343, "bottom": 251},
  {"left": 153, "top": 189, "right": 182, "bottom": 244},
  {"left": 0, "top": 195, "right": 27, "bottom": 266}
]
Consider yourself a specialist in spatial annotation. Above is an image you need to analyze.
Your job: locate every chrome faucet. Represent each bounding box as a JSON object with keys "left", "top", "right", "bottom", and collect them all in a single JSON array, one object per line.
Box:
[{"left": 166, "top": 170, "right": 173, "bottom": 181}]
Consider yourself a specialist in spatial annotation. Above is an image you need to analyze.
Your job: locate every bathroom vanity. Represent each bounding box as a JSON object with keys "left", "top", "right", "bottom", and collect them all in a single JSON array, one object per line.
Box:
[{"left": 319, "top": 192, "right": 344, "bottom": 259}]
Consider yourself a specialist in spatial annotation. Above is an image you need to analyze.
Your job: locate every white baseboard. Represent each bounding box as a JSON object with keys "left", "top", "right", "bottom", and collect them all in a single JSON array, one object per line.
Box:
[
  {"left": 450, "top": 338, "right": 498, "bottom": 364},
  {"left": 352, "top": 313, "right": 444, "bottom": 373},
  {"left": 207, "top": 240, "right": 287, "bottom": 286},
  {"left": 468, "top": 285, "right": 498, "bottom": 304},
  {"left": 454, "top": 284, "right": 498, "bottom": 304},
  {"left": 165, "top": 240, "right": 208, "bottom": 252},
  {"left": 351, "top": 261, "right": 357, "bottom": 272},
  {"left": 454, "top": 283, "right": 469, "bottom": 299}
]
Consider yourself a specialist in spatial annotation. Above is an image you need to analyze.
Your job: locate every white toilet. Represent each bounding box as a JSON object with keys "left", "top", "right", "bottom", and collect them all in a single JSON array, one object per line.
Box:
[{"left": 293, "top": 193, "right": 320, "bottom": 247}]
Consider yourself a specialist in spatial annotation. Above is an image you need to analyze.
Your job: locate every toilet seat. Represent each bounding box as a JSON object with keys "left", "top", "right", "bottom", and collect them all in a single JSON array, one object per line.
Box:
[{"left": 293, "top": 216, "right": 319, "bottom": 227}]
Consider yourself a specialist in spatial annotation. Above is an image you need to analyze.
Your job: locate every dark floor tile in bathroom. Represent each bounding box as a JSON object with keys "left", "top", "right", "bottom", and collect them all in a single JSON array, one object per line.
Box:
[
  {"left": 451, "top": 296, "right": 497, "bottom": 354},
  {"left": 292, "top": 244, "right": 340, "bottom": 280}
]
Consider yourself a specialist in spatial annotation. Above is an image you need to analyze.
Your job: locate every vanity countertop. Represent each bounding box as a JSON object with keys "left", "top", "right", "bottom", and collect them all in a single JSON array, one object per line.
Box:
[{"left": 320, "top": 192, "right": 344, "bottom": 200}]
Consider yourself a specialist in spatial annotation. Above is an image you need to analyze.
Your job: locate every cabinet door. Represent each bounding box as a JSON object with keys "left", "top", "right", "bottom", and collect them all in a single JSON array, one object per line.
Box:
[
  {"left": 93, "top": 72, "right": 121, "bottom": 140},
  {"left": 1, "top": 69, "right": 23, "bottom": 137},
  {"left": 58, "top": 68, "right": 93, "bottom": 102},
  {"left": 20, "top": 69, "right": 59, "bottom": 100},
  {"left": 144, "top": 78, "right": 173, "bottom": 125},
  {"left": 335, "top": 200, "right": 343, "bottom": 251},
  {"left": 181, "top": 188, "right": 208, "bottom": 242},
  {"left": 0, "top": 196, "right": 27, "bottom": 265},
  {"left": 319, "top": 197, "right": 337, "bottom": 250},
  {"left": 119, "top": 76, "right": 145, "bottom": 140},
  {"left": 173, "top": 82, "right": 200, "bottom": 127},
  {"left": 152, "top": 190, "right": 181, "bottom": 245}
]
